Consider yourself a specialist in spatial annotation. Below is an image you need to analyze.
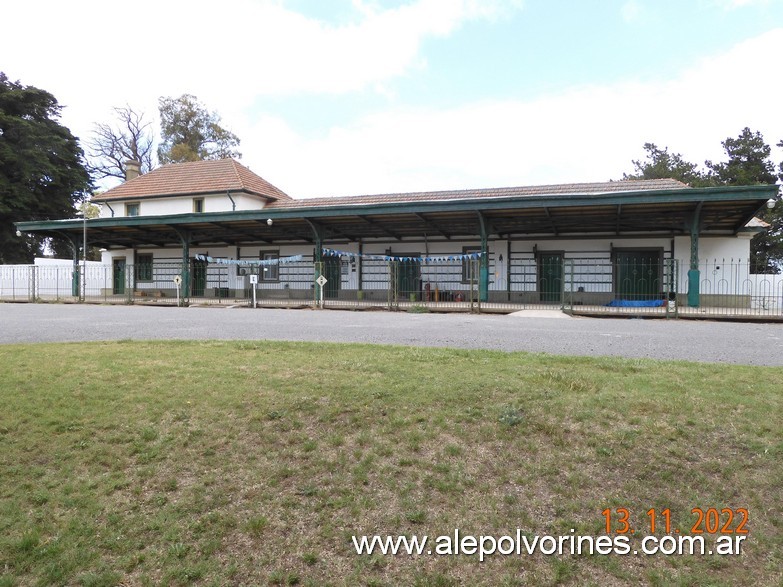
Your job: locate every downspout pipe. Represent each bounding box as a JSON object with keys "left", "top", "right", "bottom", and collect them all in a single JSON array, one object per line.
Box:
[
  {"left": 105, "top": 203, "right": 115, "bottom": 218},
  {"left": 226, "top": 191, "right": 236, "bottom": 212}
]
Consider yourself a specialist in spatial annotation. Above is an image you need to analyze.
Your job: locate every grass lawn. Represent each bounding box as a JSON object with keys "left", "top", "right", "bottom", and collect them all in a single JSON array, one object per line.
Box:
[{"left": 0, "top": 340, "right": 781, "bottom": 586}]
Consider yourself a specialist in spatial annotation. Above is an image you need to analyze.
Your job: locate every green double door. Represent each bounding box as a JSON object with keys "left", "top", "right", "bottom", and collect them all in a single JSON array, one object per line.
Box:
[
  {"left": 538, "top": 253, "right": 563, "bottom": 303},
  {"left": 323, "top": 256, "right": 341, "bottom": 299},
  {"left": 113, "top": 259, "right": 126, "bottom": 295},
  {"left": 191, "top": 259, "right": 207, "bottom": 297},
  {"left": 615, "top": 251, "right": 661, "bottom": 300}
]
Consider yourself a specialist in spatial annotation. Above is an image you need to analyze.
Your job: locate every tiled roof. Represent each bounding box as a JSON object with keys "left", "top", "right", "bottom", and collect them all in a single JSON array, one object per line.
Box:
[
  {"left": 267, "top": 178, "right": 689, "bottom": 209},
  {"left": 93, "top": 159, "right": 290, "bottom": 202}
]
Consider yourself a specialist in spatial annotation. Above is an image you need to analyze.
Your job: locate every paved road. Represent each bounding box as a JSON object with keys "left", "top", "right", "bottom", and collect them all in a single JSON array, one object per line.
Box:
[{"left": 1, "top": 303, "right": 782, "bottom": 366}]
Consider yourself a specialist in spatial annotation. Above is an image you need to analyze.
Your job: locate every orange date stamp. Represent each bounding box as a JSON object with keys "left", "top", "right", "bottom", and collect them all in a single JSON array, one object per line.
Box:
[{"left": 602, "top": 507, "right": 749, "bottom": 535}]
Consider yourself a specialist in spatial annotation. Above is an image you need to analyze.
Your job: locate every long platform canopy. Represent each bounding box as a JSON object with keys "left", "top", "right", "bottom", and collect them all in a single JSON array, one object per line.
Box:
[{"left": 16, "top": 180, "right": 778, "bottom": 250}]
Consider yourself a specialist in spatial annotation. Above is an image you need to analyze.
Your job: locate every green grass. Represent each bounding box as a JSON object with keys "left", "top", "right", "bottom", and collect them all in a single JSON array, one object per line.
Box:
[{"left": 0, "top": 340, "right": 781, "bottom": 586}]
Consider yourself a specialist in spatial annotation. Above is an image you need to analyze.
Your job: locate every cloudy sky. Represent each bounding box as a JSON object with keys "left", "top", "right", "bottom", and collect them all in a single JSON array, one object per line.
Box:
[{"left": 2, "top": 0, "right": 782, "bottom": 198}]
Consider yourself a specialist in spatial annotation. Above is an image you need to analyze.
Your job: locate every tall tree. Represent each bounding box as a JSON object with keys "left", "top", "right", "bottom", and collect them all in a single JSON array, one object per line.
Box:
[
  {"left": 623, "top": 142, "right": 710, "bottom": 186},
  {"left": 706, "top": 128, "right": 781, "bottom": 271},
  {"left": 87, "top": 105, "right": 155, "bottom": 181},
  {"left": 157, "top": 94, "right": 241, "bottom": 164},
  {"left": 0, "top": 72, "right": 92, "bottom": 263},
  {"left": 705, "top": 127, "right": 778, "bottom": 185}
]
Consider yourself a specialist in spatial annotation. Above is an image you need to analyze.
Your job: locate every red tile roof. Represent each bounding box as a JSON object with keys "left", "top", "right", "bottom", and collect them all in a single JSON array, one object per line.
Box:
[
  {"left": 93, "top": 159, "right": 290, "bottom": 202},
  {"left": 266, "top": 178, "right": 689, "bottom": 209}
]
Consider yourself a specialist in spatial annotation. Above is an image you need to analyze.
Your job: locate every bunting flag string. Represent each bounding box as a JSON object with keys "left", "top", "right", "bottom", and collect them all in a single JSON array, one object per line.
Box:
[
  {"left": 321, "top": 248, "right": 484, "bottom": 263},
  {"left": 194, "top": 254, "right": 304, "bottom": 266}
]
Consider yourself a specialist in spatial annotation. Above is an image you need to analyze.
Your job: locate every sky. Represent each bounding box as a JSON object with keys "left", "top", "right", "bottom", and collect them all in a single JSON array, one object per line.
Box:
[{"left": 2, "top": 0, "right": 783, "bottom": 198}]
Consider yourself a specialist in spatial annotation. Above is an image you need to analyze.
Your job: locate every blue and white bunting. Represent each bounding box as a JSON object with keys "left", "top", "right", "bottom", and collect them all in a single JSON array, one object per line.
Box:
[{"left": 320, "top": 248, "right": 485, "bottom": 263}]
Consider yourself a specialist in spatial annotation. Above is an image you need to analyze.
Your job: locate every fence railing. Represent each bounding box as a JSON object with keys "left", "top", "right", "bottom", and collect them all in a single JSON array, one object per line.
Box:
[
  {"left": 563, "top": 258, "right": 679, "bottom": 317},
  {"left": 1, "top": 259, "right": 781, "bottom": 318}
]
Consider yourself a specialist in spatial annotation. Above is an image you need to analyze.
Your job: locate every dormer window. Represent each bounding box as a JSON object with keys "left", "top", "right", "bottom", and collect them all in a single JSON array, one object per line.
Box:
[
  {"left": 126, "top": 202, "right": 140, "bottom": 217},
  {"left": 193, "top": 198, "right": 205, "bottom": 213}
]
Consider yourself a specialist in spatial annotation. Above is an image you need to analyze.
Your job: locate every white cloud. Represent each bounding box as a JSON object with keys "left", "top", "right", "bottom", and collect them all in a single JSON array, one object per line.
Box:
[
  {"left": 0, "top": 0, "right": 521, "bottom": 174},
  {"left": 1, "top": 2, "right": 780, "bottom": 201},
  {"left": 245, "top": 28, "right": 783, "bottom": 197}
]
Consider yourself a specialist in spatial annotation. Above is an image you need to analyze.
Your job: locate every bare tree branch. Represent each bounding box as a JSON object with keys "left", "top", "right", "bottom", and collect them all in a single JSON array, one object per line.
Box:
[{"left": 87, "top": 105, "right": 155, "bottom": 181}]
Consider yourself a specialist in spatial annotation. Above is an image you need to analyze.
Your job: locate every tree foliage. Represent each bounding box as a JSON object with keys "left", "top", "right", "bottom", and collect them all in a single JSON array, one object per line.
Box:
[
  {"left": 0, "top": 72, "right": 92, "bottom": 263},
  {"left": 157, "top": 94, "right": 241, "bottom": 164},
  {"left": 623, "top": 142, "right": 711, "bottom": 186},
  {"left": 86, "top": 105, "right": 155, "bottom": 181},
  {"left": 624, "top": 128, "right": 782, "bottom": 271},
  {"left": 705, "top": 127, "right": 778, "bottom": 186}
]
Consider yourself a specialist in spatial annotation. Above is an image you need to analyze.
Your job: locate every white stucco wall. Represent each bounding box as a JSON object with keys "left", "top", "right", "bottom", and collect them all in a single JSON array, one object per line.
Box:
[
  {"left": 98, "top": 193, "right": 266, "bottom": 218},
  {"left": 97, "top": 234, "right": 761, "bottom": 299}
]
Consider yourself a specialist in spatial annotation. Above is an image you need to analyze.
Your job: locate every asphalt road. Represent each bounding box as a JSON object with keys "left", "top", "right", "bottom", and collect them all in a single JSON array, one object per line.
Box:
[{"left": 1, "top": 303, "right": 782, "bottom": 366}]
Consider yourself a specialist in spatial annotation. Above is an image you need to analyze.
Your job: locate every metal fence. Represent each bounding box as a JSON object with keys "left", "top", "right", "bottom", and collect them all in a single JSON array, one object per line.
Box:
[
  {"left": 1, "top": 258, "right": 781, "bottom": 319},
  {"left": 564, "top": 258, "right": 680, "bottom": 318}
]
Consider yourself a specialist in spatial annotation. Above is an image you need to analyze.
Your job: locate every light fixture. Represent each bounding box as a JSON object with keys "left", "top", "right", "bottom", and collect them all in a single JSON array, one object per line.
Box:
[
  {"left": 766, "top": 198, "right": 776, "bottom": 209},
  {"left": 16, "top": 230, "right": 22, "bottom": 237},
  {"left": 267, "top": 218, "right": 273, "bottom": 226}
]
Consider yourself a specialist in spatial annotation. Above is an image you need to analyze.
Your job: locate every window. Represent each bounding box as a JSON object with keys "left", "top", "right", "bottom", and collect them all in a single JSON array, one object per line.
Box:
[
  {"left": 260, "top": 251, "right": 279, "bottom": 281},
  {"left": 462, "top": 246, "right": 481, "bottom": 283},
  {"left": 136, "top": 253, "right": 153, "bottom": 281},
  {"left": 126, "top": 202, "right": 140, "bottom": 217},
  {"left": 193, "top": 198, "right": 204, "bottom": 213}
]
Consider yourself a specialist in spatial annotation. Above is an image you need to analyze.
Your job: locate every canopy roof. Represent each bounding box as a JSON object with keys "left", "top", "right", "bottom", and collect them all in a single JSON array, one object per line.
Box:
[{"left": 16, "top": 171, "right": 777, "bottom": 250}]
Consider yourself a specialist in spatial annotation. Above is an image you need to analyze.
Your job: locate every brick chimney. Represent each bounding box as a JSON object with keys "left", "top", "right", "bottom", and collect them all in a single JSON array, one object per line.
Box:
[{"left": 125, "top": 159, "right": 141, "bottom": 182}]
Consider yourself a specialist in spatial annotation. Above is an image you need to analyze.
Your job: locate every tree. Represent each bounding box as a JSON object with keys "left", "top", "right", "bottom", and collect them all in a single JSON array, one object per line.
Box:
[
  {"left": 705, "top": 127, "right": 778, "bottom": 186},
  {"left": 0, "top": 72, "right": 92, "bottom": 263},
  {"left": 706, "top": 128, "right": 781, "bottom": 272},
  {"left": 623, "top": 130, "right": 782, "bottom": 271},
  {"left": 87, "top": 105, "right": 155, "bottom": 181},
  {"left": 623, "top": 143, "right": 710, "bottom": 186},
  {"left": 157, "top": 94, "right": 241, "bottom": 164}
]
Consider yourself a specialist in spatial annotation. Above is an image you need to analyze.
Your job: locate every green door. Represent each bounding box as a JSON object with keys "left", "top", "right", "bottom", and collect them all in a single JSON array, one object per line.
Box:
[
  {"left": 538, "top": 253, "right": 563, "bottom": 302},
  {"left": 396, "top": 258, "right": 421, "bottom": 301},
  {"left": 615, "top": 251, "right": 661, "bottom": 300},
  {"left": 323, "top": 256, "right": 341, "bottom": 299},
  {"left": 112, "top": 258, "right": 126, "bottom": 295},
  {"left": 191, "top": 259, "right": 207, "bottom": 297}
]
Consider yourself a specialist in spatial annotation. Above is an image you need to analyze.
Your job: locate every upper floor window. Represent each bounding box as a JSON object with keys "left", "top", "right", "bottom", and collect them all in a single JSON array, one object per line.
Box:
[
  {"left": 193, "top": 198, "right": 205, "bottom": 213},
  {"left": 126, "top": 202, "right": 140, "bottom": 217}
]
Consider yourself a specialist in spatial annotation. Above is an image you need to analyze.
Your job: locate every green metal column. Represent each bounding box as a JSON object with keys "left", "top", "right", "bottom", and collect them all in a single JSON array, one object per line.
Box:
[
  {"left": 477, "top": 211, "right": 489, "bottom": 303},
  {"left": 305, "top": 220, "right": 324, "bottom": 303},
  {"left": 687, "top": 203, "right": 702, "bottom": 308},
  {"left": 175, "top": 229, "right": 191, "bottom": 303}
]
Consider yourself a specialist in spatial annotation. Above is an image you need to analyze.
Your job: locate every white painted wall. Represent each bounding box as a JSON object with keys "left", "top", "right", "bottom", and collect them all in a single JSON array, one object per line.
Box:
[
  {"left": 98, "top": 192, "right": 266, "bottom": 218},
  {"left": 96, "top": 234, "right": 761, "bottom": 298}
]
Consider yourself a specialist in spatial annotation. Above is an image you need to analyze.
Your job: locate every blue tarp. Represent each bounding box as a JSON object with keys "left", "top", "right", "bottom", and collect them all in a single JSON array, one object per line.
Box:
[{"left": 606, "top": 299, "right": 665, "bottom": 307}]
